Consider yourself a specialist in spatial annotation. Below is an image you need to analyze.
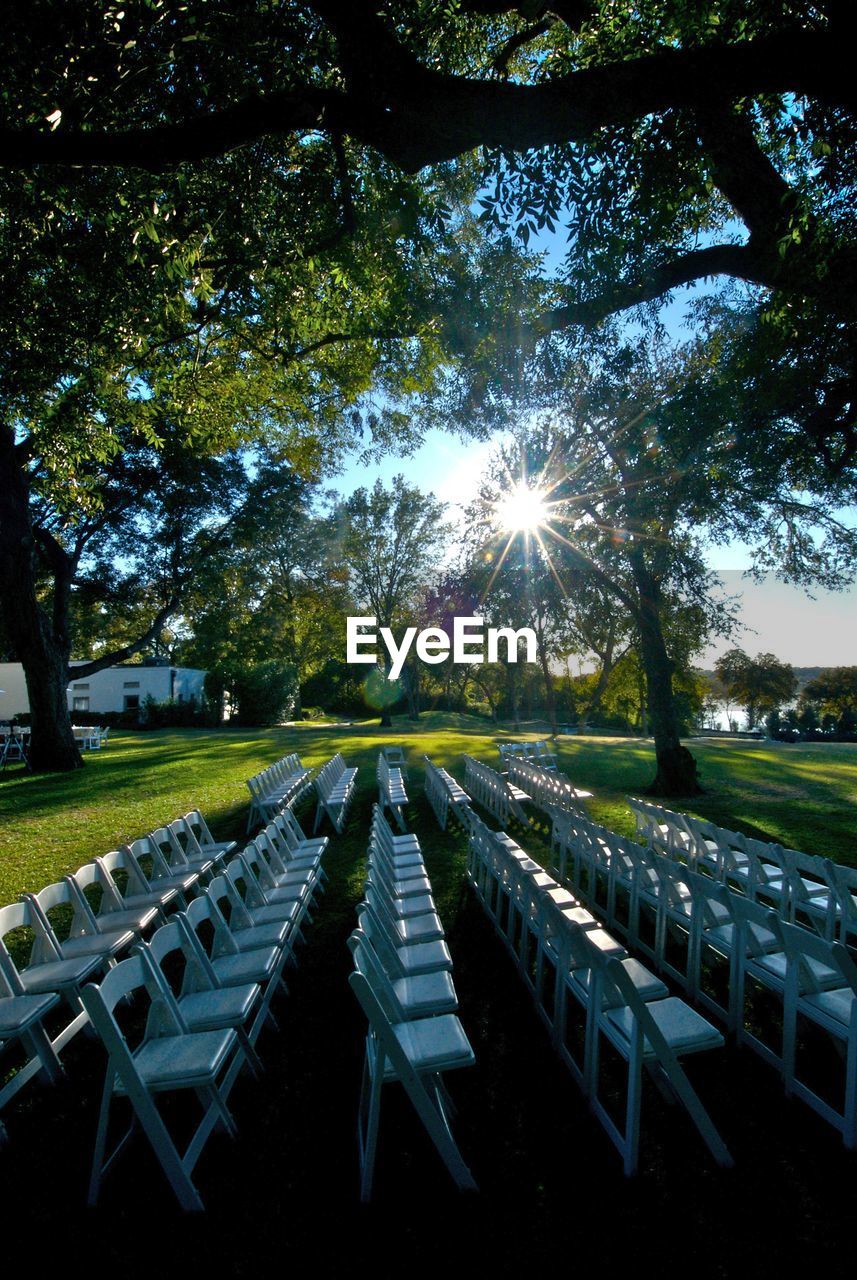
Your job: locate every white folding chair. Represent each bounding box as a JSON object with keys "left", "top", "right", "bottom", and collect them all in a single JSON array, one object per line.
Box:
[
  {"left": 588, "top": 956, "right": 733, "bottom": 1176},
  {"left": 781, "top": 922, "right": 857, "bottom": 1147},
  {"left": 348, "top": 928, "right": 458, "bottom": 1020},
  {"left": 349, "top": 971, "right": 476, "bottom": 1201},
  {"left": 82, "top": 953, "right": 242, "bottom": 1210},
  {"left": 25, "top": 879, "right": 135, "bottom": 967},
  {"left": 356, "top": 903, "right": 453, "bottom": 978},
  {"left": 0, "top": 900, "right": 102, "bottom": 1052},
  {"left": 67, "top": 861, "right": 161, "bottom": 937},
  {"left": 0, "top": 972, "right": 62, "bottom": 1140},
  {"left": 182, "top": 893, "right": 287, "bottom": 1047},
  {"left": 141, "top": 920, "right": 264, "bottom": 1076}
]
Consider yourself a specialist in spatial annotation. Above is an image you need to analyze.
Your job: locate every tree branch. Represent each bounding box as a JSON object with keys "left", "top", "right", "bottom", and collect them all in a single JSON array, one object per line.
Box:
[
  {"left": 490, "top": 19, "right": 554, "bottom": 76},
  {"left": 696, "top": 105, "right": 800, "bottom": 243},
  {"left": 69, "top": 595, "right": 180, "bottom": 680},
  {"left": 1, "top": 26, "right": 851, "bottom": 172},
  {"left": 535, "top": 243, "right": 762, "bottom": 333}
]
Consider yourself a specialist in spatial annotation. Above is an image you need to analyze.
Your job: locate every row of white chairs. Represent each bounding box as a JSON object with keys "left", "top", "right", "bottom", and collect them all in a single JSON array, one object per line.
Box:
[
  {"left": 498, "top": 739, "right": 557, "bottom": 770},
  {"left": 0, "top": 809, "right": 233, "bottom": 1143},
  {"left": 246, "top": 752, "right": 313, "bottom": 831},
  {"left": 628, "top": 796, "right": 857, "bottom": 944},
  {"left": 313, "top": 752, "right": 357, "bottom": 834},
  {"left": 463, "top": 755, "right": 529, "bottom": 828},
  {"left": 381, "top": 744, "right": 409, "bottom": 780},
  {"left": 82, "top": 810, "right": 328, "bottom": 1209},
  {"left": 423, "top": 756, "right": 473, "bottom": 832},
  {"left": 506, "top": 754, "right": 592, "bottom": 820},
  {"left": 466, "top": 812, "right": 733, "bottom": 1175},
  {"left": 554, "top": 809, "right": 857, "bottom": 1148},
  {"left": 349, "top": 805, "right": 477, "bottom": 1199},
  {"left": 73, "top": 726, "right": 110, "bottom": 751},
  {"left": 376, "top": 750, "right": 409, "bottom": 832}
]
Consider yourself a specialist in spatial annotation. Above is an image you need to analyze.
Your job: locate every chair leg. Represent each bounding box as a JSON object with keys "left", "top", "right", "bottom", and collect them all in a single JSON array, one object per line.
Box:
[
  {"left": 359, "top": 1053, "right": 384, "bottom": 1203},
  {"left": 623, "top": 1031, "right": 644, "bottom": 1176},
  {"left": 87, "top": 1077, "right": 115, "bottom": 1207},
  {"left": 406, "top": 1075, "right": 477, "bottom": 1193},
  {"left": 844, "top": 1020, "right": 857, "bottom": 1149}
]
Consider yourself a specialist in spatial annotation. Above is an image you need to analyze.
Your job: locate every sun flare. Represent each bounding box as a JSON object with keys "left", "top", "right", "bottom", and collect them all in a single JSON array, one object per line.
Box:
[{"left": 495, "top": 482, "right": 549, "bottom": 534}]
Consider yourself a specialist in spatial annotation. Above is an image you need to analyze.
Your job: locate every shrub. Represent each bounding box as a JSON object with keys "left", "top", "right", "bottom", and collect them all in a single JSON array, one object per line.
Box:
[{"left": 207, "top": 660, "right": 298, "bottom": 726}]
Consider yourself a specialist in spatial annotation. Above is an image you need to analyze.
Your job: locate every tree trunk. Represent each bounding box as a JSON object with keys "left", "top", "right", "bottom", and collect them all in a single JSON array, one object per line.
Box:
[
  {"left": 583, "top": 631, "right": 617, "bottom": 729},
  {"left": 638, "top": 668, "right": 648, "bottom": 736},
  {"left": 632, "top": 562, "right": 700, "bottom": 796},
  {"left": 506, "top": 661, "right": 521, "bottom": 732},
  {"left": 403, "top": 663, "right": 420, "bottom": 721},
  {"left": 379, "top": 657, "right": 394, "bottom": 728},
  {"left": 0, "top": 429, "right": 82, "bottom": 771},
  {"left": 536, "top": 632, "right": 558, "bottom": 736}
]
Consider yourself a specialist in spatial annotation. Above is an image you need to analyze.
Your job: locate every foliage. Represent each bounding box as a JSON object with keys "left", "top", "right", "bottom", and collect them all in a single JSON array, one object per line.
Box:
[
  {"left": 177, "top": 460, "right": 350, "bottom": 697},
  {"left": 206, "top": 659, "right": 299, "bottom": 727},
  {"left": 339, "top": 476, "right": 450, "bottom": 627},
  {"left": 714, "top": 648, "right": 798, "bottom": 729},
  {"left": 801, "top": 666, "right": 857, "bottom": 719}
]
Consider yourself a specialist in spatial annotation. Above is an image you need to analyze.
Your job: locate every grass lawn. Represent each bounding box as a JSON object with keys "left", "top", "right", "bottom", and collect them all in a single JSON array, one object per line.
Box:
[
  {"left": 1, "top": 714, "right": 856, "bottom": 1276},
  {"left": 1, "top": 714, "right": 855, "bottom": 904}
]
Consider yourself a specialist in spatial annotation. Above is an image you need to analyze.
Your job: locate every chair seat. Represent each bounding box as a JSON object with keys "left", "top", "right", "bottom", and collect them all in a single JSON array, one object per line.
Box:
[
  {"left": 384, "top": 1014, "right": 475, "bottom": 1078},
  {"left": 100, "top": 904, "right": 162, "bottom": 932},
  {"left": 560, "top": 906, "right": 598, "bottom": 930},
  {"left": 395, "top": 914, "right": 444, "bottom": 945},
  {"left": 572, "top": 958, "right": 669, "bottom": 1005},
  {"left": 801, "top": 987, "right": 855, "bottom": 1028},
  {"left": 604, "top": 997, "right": 724, "bottom": 1058},
  {"left": 243, "top": 901, "right": 299, "bottom": 928},
  {"left": 388, "top": 893, "right": 436, "bottom": 919},
  {"left": 389, "top": 836, "right": 421, "bottom": 852},
  {"left": 19, "top": 952, "right": 103, "bottom": 993},
  {"left": 178, "top": 983, "right": 260, "bottom": 1031},
  {"left": 121, "top": 1028, "right": 236, "bottom": 1091},
  {"left": 573, "top": 928, "right": 626, "bottom": 960},
  {"left": 151, "top": 870, "right": 199, "bottom": 895},
  {"left": 123, "top": 887, "right": 179, "bottom": 911},
  {"left": 59, "top": 928, "right": 136, "bottom": 960},
  {"left": 705, "top": 920, "right": 778, "bottom": 955},
  {"left": 751, "top": 952, "right": 839, "bottom": 989},
  {"left": 395, "top": 939, "right": 453, "bottom": 975},
  {"left": 392, "top": 971, "right": 458, "bottom": 1018},
  {"left": 210, "top": 947, "right": 280, "bottom": 987},
  {"left": 528, "top": 871, "right": 560, "bottom": 891},
  {"left": 232, "top": 918, "right": 291, "bottom": 950},
  {"left": 386, "top": 853, "right": 425, "bottom": 872},
  {"left": 387, "top": 874, "right": 432, "bottom": 896},
  {"left": 263, "top": 881, "right": 309, "bottom": 906},
  {"left": 0, "top": 991, "right": 59, "bottom": 1037}
]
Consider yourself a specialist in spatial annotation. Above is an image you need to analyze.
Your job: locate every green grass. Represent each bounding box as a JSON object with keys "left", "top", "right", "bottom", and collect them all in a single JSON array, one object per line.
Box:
[{"left": 1, "top": 714, "right": 855, "bottom": 904}]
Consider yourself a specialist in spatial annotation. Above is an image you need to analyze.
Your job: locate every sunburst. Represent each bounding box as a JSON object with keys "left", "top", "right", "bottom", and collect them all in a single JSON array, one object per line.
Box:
[{"left": 494, "top": 481, "right": 550, "bottom": 534}]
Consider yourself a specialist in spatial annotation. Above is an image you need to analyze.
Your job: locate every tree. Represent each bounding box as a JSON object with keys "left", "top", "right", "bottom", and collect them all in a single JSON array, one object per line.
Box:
[
  {"left": 801, "top": 667, "right": 857, "bottom": 721},
  {"left": 1, "top": 2, "right": 505, "bottom": 768},
  {"left": 177, "top": 462, "right": 350, "bottom": 713},
  {"left": 714, "top": 649, "right": 798, "bottom": 729},
  {"left": 2, "top": 367, "right": 271, "bottom": 770},
  {"left": 4, "top": 3, "right": 855, "bottom": 455},
  {"left": 340, "top": 476, "right": 450, "bottom": 727}
]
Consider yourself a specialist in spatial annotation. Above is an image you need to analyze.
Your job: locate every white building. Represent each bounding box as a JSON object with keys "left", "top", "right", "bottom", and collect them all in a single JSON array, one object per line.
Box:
[{"left": 0, "top": 660, "right": 207, "bottom": 718}]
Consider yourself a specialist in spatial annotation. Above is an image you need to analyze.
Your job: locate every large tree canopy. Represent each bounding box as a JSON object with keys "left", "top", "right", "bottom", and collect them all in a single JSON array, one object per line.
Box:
[{"left": 3, "top": 2, "right": 855, "bottom": 398}]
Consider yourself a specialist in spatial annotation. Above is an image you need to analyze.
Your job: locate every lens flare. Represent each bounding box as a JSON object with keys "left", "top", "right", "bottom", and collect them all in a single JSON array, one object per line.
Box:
[{"left": 494, "top": 482, "right": 549, "bottom": 534}]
